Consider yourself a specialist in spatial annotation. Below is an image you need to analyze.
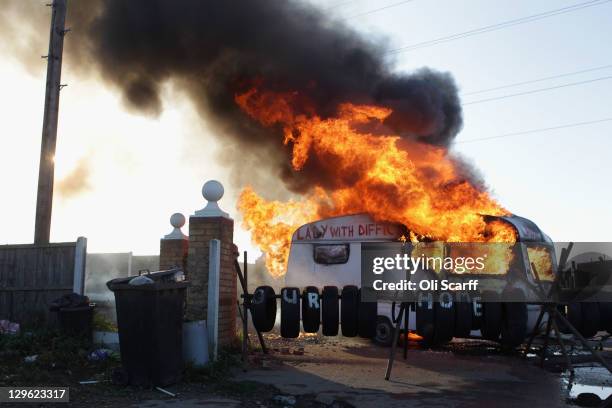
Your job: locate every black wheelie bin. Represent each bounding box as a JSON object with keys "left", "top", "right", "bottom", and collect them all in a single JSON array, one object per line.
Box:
[{"left": 106, "top": 269, "right": 189, "bottom": 387}]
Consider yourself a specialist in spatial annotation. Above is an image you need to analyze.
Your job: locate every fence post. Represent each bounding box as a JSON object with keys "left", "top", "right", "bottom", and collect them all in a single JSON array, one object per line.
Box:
[
  {"left": 73, "top": 237, "right": 87, "bottom": 295},
  {"left": 207, "top": 239, "right": 221, "bottom": 361}
]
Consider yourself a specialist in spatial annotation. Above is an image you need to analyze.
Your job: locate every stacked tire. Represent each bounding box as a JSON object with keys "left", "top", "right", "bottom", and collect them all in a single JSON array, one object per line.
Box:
[
  {"left": 561, "top": 302, "right": 608, "bottom": 338},
  {"left": 252, "top": 284, "right": 535, "bottom": 348},
  {"left": 414, "top": 289, "right": 528, "bottom": 348},
  {"left": 250, "top": 285, "right": 377, "bottom": 340}
]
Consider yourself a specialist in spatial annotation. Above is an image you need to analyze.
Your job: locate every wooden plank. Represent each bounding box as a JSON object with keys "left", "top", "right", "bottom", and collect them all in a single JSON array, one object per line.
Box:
[
  {"left": 0, "top": 248, "right": 6, "bottom": 287},
  {"left": 62, "top": 246, "right": 73, "bottom": 287},
  {"left": 0, "top": 242, "right": 77, "bottom": 249},
  {"left": 0, "top": 242, "right": 83, "bottom": 327},
  {"left": 0, "top": 287, "right": 73, "bottom": 292}
]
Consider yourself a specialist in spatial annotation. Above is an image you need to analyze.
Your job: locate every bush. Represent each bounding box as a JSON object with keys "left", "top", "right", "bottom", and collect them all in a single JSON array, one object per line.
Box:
[{"left": 92, "top": 312, "right": 117, "bottom": 332}]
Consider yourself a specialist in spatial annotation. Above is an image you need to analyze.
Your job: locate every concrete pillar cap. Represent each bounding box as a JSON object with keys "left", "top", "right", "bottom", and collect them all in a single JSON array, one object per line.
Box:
[
  {"left": 163, "top": 212, "right": 188, "bottom": 239},
  {"left": 194, "top": 180, "right": 230, "bottom": 218}
]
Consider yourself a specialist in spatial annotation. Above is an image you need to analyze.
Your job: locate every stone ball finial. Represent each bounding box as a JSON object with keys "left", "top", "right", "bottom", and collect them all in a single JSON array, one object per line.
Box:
[
  {"left": 170, "top": 212, "right": 186, "bottom": 229},
  {"left": 163, "top": 212, "right": 187, "bottom": 240},
  {"left": 202, "top": 180, "right": 224, "bottom": 203},
  {"left": 194, "top": 180, "right": 230, "bottom": 218}
]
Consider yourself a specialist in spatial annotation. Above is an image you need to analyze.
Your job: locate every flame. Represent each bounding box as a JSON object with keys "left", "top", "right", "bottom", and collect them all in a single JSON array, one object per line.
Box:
[
  {"left": 399, "top": 332, "right": 424, "bottom": 342},
  {"left": 236, "top": 87, "right": 517, "bottom": 277},
  {"left": 527, "top": 246, "right": 554, "bottom": 281},
  {"left": 237, "top": 187, "right": 320, "bottom": 277}
]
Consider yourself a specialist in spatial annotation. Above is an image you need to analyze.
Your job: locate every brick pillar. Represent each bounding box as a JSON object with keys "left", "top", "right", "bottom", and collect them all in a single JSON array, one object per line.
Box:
[
  {"left": 185, "top": 181, "right": 237, "bottom": 347},
  {"left": 160, "top": 213, "right": 189, "bottom": 271}
]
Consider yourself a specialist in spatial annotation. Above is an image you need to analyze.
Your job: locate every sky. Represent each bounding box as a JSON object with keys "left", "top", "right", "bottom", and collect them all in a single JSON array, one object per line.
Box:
[{"left": 0, "top": 0, "right": 610, "bottom": 256}]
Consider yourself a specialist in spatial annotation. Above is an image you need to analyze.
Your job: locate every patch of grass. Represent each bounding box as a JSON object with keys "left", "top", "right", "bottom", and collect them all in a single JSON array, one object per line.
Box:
[
  {"left": 92, "top": 312, "right": 117, "bottom": 332},
  {"left": 183, "top": 349, "right": 241, "bottom": 383},
  {"left": 0, "top": 329, "right": 121, "bottom": 388}
]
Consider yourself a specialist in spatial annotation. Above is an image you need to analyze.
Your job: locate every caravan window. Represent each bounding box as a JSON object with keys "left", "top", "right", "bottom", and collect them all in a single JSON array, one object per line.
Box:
[{"left": 313, "top": 244, "right": 350, "bottom": 265}]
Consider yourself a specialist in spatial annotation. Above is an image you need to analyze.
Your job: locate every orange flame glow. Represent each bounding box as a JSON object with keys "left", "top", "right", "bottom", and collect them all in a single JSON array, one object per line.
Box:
[
  {"left": 236, "top": 87, "right": 517, "bottom": 277},
  {"left": 527, "top": 246, "right": 554, "bottom": 281}
]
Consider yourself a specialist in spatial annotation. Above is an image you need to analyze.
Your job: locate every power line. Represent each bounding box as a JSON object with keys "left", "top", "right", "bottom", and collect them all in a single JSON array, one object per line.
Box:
[
  {"left": 462, "top": 63, "right": 612, "bottom": 96},
  {"left": 462, "top": 75, "right": 612, "bottom": 106},
  {"left": 324, "top": 0, "right": 356, "bottom": 10},
  {"left": 386, "top": 0, "right": 612, "bottom": 55},
  {"left": 346, "top": 0, "right": 416, "bottom": 19},
  {"left": 456, "top": 117, "right": 612, "bottom": 144}
]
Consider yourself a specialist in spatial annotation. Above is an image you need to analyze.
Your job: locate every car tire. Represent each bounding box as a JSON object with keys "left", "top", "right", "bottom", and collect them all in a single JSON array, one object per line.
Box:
[
  {"left": 358, "top": 289, "right": 377, "bottom": 338},
  {"left": 251, "top": 285, "right": 277, "bottom": 332},
  {"left": 454, "top": 293, "right": 473, "bottom": 338},
  {"left": 302, "top": 286, "right": 321, "bottom": 333},
  {"left": 416, "top": 292, "right": 435, "bottom": 346},
  {"left": 281, "top": 287, "right": 300, "bottom": 338},
  {"left": 341, "top": 285, "right": 359, "bottom": 337},
  {"left": 481, "top": 291, "right": 502, "bottom": 342},
  {"left": 500, "top": 288, "right": 527, "bottom": 348},
  {"left": 434, "top": 291, "right": 455, "bottom": 344},
  {"left": 322, "top": 286, "right": 339, "bottom": 336},
  {"left": 580, "top": 302, "right": 600, "bottom": 338},
  {"left": 471, "top": 295, "right": 483, "bottom": 330},
  {"left": 599, "top": 302, "right": 612, "bottom": 334}
]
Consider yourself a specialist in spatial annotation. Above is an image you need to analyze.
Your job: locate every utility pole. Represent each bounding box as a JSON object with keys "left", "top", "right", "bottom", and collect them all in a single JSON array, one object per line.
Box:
[{"left": 34, "top": 0, "right": 68, "bottom": 244}]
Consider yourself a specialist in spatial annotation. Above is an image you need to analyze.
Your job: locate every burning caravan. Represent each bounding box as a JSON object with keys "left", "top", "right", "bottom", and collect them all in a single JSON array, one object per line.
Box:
[{"left": 285, "top": 213, "right": 556, "bottom": 346}]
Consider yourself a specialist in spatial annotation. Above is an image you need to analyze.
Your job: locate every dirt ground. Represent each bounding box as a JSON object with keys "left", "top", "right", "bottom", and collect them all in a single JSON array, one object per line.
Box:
[
  {"left": 236, "top": 333, "right": 573, "bottom": 408},
  {"left": 3, "top": 330, "right": 611, "bottom": 407}
]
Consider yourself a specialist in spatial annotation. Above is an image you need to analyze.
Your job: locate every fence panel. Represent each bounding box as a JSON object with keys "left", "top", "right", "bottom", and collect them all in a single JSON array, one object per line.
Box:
[{"left": 0, "top": 238, "right": 87, "bottom": 327}]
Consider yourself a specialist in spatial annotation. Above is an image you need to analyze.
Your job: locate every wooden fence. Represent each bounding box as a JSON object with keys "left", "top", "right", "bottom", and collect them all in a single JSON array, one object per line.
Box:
[{"left": 0, "top": 237, "right": 87, "bottom": 327}]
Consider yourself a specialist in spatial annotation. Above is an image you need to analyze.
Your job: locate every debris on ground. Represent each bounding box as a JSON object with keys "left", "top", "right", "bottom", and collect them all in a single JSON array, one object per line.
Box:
[
  {"left": 87, "top": 348, "right": 119, "bottom": 362},
  {"left": 24, "top": 354, "right": 38, "bottom": 363},
  {"left": 155, "top": 386, "right": 177, "bottom": 397},
  {"left": 49, "top": 293, "right": 90, "bottom": 311},
  {"left": 0, "top": 319, "right": 20, "bottom": 335},
  {"left": 273, "top": 394, "right": 296, "bottom": 405}
]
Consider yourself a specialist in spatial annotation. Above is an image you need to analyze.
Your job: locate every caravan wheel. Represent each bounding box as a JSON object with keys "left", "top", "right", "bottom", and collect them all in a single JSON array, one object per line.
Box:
[{"left": 374, "top": 316, "right": 393, "bottom": 347}]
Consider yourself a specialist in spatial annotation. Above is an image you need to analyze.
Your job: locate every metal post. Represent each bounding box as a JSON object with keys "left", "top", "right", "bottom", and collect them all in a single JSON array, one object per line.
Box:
[
  {"left": 385, "top": 303, "right": 405, "bottom": 381},
  {"left": 524, "top": 307, "right": 545, "bottom": 356},
  {"left": 234, "top": 259, "right": 268, "bottom": 354},
  {"left": 207, "top": 239, "right": 221, "bottom": 361},
  {"left": 403, "top": 303, "right": 409, "bottom": 360},
  {"left": 34, "top": 0, "right": 68, "bottom": 244},
  {"left": 242, "top": 251, "right": 248, "bottom": 367},
  {"left": 550, "top": 314, "right": 574, "bottom": 373},
  {"left": 552, "top": 308, "right": 612, "bottom": 374},
  {"left": 539, "top": 315, "right": 553, "bottom": 368}
]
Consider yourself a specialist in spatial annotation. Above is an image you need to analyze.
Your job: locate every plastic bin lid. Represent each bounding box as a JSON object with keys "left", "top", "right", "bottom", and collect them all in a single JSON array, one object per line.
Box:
[{"left": 106, "top": 268, "right": 188, "bottom": 291}]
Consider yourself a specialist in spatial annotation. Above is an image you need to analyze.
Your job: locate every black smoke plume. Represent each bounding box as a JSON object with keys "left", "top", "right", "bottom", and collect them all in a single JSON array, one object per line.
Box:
[{"left": 4, "top": 0, "right": 464, "bottom": 194}]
